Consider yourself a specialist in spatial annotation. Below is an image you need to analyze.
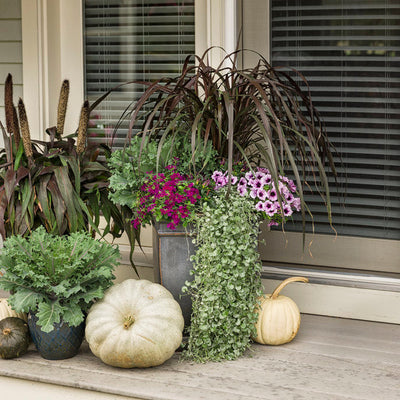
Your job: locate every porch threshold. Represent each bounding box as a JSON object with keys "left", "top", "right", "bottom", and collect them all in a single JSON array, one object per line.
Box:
[{"left": 1, "top": 314, "right": 400, "bottom": 400}]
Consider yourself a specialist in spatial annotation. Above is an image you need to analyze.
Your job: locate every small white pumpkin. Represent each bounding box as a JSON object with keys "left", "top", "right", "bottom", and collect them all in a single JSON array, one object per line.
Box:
[
  {"left": 85, "top": 279, "right": 184, "bottom": 368},
  {"left": 0, "top": 298, "right": 28, "bottom": 323},
  {"left": 254, "top": 277, "right": 308, "bottom": 345}
]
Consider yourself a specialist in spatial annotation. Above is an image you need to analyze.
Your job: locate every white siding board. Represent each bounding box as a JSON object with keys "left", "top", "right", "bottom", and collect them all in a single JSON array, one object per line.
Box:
[
  {"left": 0, "top": 0, "right": 21, "bottom": 18},
  {"left": 0, "top": 64, "right": 22, "bottom": 83},
  {"left": 0, "top": 20, "right": 22, "bottom": 40},
  {"left": 0, "top": 42, "right": 22, "bottom": 63}
]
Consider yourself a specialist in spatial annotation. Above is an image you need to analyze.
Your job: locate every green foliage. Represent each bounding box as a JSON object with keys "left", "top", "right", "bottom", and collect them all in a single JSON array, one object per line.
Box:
[
  {"left": 183, "top": 189, "right": 263, "bottom": 362},
  {"left": 0, "top": 227, "right": 119, "bottom": 332},
  {"left": 100, "top": 49, "right": 339, "bottom": 232},
  {"left": 108, "top": 136, "right": 165, "bottom": 209},
  {"left": 0, "top": 125, "right": 125, "bottom": 240},
  {"left": 108, "top": 133, "right": 218, "bottom": 213},
  {"left": 0, "top": 76, "right": 131, "bottom": 262}
]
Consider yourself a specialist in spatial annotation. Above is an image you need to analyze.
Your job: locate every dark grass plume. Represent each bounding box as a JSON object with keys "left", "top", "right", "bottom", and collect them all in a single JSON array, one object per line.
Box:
[
  {"left": 95, "top": 48, "right": 339, "bottom": 233},
  {"left": 76, "top": 100, "right": 89, "bottom": 154},
  {"left": 4, "top": 74, "right": 14, "bottom": 134},
  {"left": 17, "top": 98, "right": 33, "bottom": 160},
  {"left": 56, "top": 79, "right": 69, "bottom": 137}
]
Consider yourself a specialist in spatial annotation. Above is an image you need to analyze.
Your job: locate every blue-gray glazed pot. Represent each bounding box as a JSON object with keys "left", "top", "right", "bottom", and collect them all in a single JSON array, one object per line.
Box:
[{"left": 27, "top": 312, "right": 85, "bottom": 360}]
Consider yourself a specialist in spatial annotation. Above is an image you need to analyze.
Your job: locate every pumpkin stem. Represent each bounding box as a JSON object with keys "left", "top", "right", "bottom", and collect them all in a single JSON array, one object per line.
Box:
[
  {"left": 271, "top": 277, "right": 309, "bottom": 299},
  {"left": 2, "top": 328, "right": 11, "bottom": 336},
  {"left": 123, "top": 315, "right": 135, "bottom": 329}
]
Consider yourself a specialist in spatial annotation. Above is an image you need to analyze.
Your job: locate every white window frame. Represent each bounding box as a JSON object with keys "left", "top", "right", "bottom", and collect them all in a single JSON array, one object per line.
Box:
[
  {"left": 21, "top": 0, "right": 84, "bottom": 140},
  {"left": 21, "top": 0, "right": 234, "bottom": 138}
]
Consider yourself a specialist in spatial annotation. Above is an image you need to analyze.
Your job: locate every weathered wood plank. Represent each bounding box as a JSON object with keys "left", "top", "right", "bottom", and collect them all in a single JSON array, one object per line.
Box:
[{"left": 1, "top": 315, "right": 400, "bottom": 400}]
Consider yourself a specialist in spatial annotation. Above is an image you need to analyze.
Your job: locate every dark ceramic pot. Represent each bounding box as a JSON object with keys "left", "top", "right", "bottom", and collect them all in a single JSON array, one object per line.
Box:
[
  {"left": 27, "top": 312, "right": 85, "bottom": 360},
  {"left": 153, "top": 222, "right": 195, "bottom": 327}
]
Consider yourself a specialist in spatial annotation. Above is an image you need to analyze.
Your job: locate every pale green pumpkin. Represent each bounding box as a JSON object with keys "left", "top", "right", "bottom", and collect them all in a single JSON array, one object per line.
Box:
[
  {"left": 0, "top": 298, "right": 27, "bottom": 323},
  {"left": 254, "top": 277, "right": 308, "bottom": 345},
  {"left": 85, "top": 279, "right": 184, "bottom": 368}
]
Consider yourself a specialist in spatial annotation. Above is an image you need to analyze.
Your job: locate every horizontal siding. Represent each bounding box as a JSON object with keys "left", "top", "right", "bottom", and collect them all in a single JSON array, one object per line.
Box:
[
  {"left": 0, "top": 42, "right": 22, "bottom": 63},
  {"left": 0, "top": 0, "right": 21, "bottom": 18},
  {"left": 0, "top": 0, "right": 22, "bottom": 148},
  {"left": 0, "top": 20, "right": 22, "bottom": 40}
]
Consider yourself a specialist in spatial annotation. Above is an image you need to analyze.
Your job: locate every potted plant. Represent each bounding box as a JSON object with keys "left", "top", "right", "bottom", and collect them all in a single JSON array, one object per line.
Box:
[
  {"left": 0, "top": 227, "right": 119, "bottom": 360},
  {"left": 0, "top": 74, "right": 135, "bottom": 266},
  {"left": 108, "top": 135, "right": 216, "bottom": 325},
  {"left": 182, "top": 166, "right": 302, "bottom": 361},
  {"left": 104, "top": 48, "right": 337, "bottom": 224},
  {"left": 105, "top": 49, "right": 337, "bottom": 319}
]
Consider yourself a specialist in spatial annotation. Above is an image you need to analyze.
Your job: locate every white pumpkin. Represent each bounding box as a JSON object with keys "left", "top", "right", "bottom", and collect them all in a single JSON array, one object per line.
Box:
[
  {"left": 254, "top": 277, "right": 308, "bottom": 345},
  {"left": 85, "top": 279, "right": 184, "bottom": 368},
  {"left": 0, "top": 298, "right": 28, "bottom": 322}
]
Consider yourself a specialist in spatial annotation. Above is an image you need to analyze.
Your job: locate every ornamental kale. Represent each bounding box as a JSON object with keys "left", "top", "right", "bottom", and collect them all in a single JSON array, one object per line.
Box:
[
  {"left": 0, "top": 227, "right": 119, "bottom": 332},
  {"left": 211, "top": 168, "right": 301, "bottom": 226},
  {"left": 133, "top": 165, "right": 207, "bottom": 230}
]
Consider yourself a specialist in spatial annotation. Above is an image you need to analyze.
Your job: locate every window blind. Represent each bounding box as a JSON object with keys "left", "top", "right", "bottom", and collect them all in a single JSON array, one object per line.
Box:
[
  {"left": 271, "top": 0, "right": 400, "bottom": 240},
  {"left": 83, "top": 0, "right": 195, "bottom": 149}
]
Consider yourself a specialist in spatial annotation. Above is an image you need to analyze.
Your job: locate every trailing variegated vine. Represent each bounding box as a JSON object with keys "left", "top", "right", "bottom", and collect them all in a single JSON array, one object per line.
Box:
[{"left": 182, "top": 189, "right": 263, "bottom": 362}]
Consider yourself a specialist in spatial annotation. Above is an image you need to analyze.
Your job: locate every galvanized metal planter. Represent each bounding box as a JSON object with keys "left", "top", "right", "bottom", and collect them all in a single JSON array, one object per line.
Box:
[{"left": 152, "top": 222, "right": 194, "bottom": 327}]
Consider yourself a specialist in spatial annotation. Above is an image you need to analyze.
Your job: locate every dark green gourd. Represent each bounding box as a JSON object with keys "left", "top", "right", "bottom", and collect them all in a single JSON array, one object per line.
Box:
[{"left": 0, "top": 317, "right": 30, "bottom": 359}]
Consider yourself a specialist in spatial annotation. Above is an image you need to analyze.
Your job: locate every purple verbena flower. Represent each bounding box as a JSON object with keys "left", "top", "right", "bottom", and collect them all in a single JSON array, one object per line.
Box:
[
  {"left": 212, "top": 170, "right": 224, "bottom": 181},
  {"left": 245, "top": 171, "right": 254, "bottom": 181},
  {"left": 255, "top": 171, "right": 264, "bottom": 180},
  {"left": 267, "top": 188, "right": 278, "bottom": 201},
  {"left": 268, "top": 220, "right": 279, "bottom": 227},
  {"left": 250, "top": 188, "right": 258, "bottom": 199},
  {"left": 255, "top": 201, "right": 264, "bottom": 211},
  {"left": 285, "top": 192, "right": 295, "bottom": 203},
  {"left": 257, "top": 189, "right": 268, "bottom": 201},
  {"left": 261, "top": 174, "right": 272, "bottom": 186},
  {"left": 292, "top": 197, "right": 301, "bottom": 211},
  {"left": 283, "top": 204, "right": 293, "bottom": 217},
  {"left": 237, "top": 186, "right": 248, "bottom": 196},
  {"left": 252, "top": 179, "right": 263, "bottom": 189},
  {"left": 238, "top": 177, "right": 247, "bottom": 187}
]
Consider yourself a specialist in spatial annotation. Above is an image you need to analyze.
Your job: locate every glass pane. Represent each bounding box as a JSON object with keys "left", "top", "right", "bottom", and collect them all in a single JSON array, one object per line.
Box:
[
  {"left": 271, "top": 0, "right": 400, "bottom": 240},
  {"left": 83, "top": 0, "right": 195, "bottom": 149}
]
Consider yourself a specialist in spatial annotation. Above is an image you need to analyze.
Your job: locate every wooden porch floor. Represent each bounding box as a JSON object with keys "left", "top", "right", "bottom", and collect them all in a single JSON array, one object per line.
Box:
[{"left": 1, "top": 314, "right": 400, "bottom": 400}]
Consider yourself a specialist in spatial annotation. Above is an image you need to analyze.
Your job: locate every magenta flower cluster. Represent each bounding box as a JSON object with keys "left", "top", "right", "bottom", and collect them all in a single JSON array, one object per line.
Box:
[
  {"left": 133, "top": 165, "right": 201, "bottom": 230},
  {"left": 211, "top": 168, "right": 301, "bottom": 226}
]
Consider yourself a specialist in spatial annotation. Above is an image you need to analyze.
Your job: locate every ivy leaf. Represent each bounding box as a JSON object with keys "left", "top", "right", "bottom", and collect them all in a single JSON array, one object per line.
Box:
[{"left": 36, "top": 301, "right": 64, "bottom": 333}]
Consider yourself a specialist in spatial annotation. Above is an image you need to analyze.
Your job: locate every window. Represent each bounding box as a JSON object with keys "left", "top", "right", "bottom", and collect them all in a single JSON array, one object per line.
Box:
[
  {"left": 270, "top": 0, "right": 400, "bottom": 241},
  {"left": 83, "top": 0, "right": 195, "bottom": 149}
]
